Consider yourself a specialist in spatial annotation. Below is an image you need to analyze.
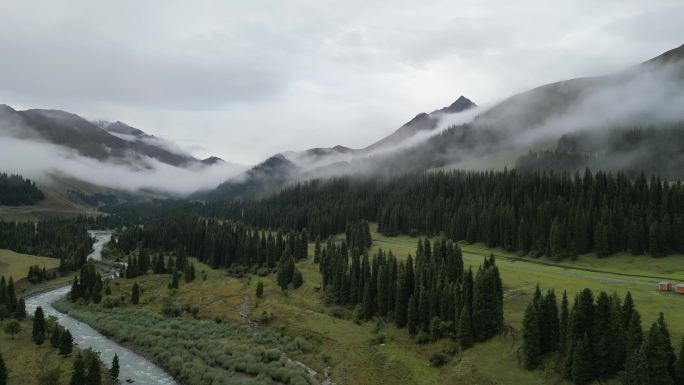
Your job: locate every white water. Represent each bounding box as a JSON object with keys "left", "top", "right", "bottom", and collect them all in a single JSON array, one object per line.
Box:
[{"left": 25, "top": 230, "right": 177, "bottom": 385}]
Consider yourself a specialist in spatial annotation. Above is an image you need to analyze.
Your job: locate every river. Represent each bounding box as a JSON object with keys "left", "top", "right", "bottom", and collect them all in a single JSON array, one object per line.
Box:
[{"left": 25, "top": 230, "right": 177, "bottom": 385}]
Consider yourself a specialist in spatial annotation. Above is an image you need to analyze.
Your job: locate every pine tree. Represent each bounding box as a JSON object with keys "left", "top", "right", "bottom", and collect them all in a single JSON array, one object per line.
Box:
[
  {"left": 70, "top": 353, "right": 86, "bottom": 385},
  {"left": 522, "top": 301, "right": 542, "bottom": 369},
  {"left": 674, "top": 337, "right": 684, "bottom": 385},
  {"left": 540, "top": 289, "right": 559, "bottom": 353},
  {"left": 110, "top": 354, "right": 120, "bottom": 383},
  {"left": 131, "top": 283, "right": 140, "bottom": 305},
  {"left": 0, "top": 352, "right": 6, "bottom": 385},
  {"left": 60, "top": 330, "right": 74, "bottom": 356},
  {"left": 50, "top": 325, "right": 61, "bottom": 348},
  {"left": 571, "top": 333, "right": 594, "bottom": 385},
  {"left": 256, "top": 280, "right": 264, "bottom": 298},
  {"left": 559, "top": 291, "right": 569, "bottom": 354},
  {"left": 640, "top": 321, "right": 676, "bottom": 385},
  {"left": 169, "top": 268, "right": 179, "bottom": 289},
  {"left": 457, "top": 306, "right": 473, "bottom": 349},
  {"left": 86, "top": 354, "right": 101, "bottom": 385},
  {"left": 32, "top": 306, "right": 46, "bottom": 345},
  {"left": 407, "top": 295, "right": 418, "bottom": 335},
  {"left": 658, "top": 313, "right": 677, "bottom": 380},
  {"left": 292, "top": 269, "right": 304, "bottom": 289},
  {"left": 626, "top": 310, "right": 643, "bottom": 359},
  {"left": 623, "top": 291, "right": 635, "bottom": 329}
]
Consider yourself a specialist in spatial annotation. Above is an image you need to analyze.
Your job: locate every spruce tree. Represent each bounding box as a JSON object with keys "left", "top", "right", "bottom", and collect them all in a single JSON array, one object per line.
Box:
[
  {"left": 292, "top": 269, "right": 304, "bottom": 289},
  {"left": 86, "top": 354, "right": 101, "bottom": 385},
  {"left": 571, "top": 333, "right": 594, "bottom": 385},
  {"left": 110, "top": 354, "right": 120, "bottom": 383},
  {"left": 131, "top": 283, "right": 140, "bottom": 305},
  {"left": 50, "top": 325, "right": 61, "bottom": 348},
  {"left": 457, "top": 306, "right": 473, "bottom": 349},
  {"left": 70, "top": 353, "right": 86, "bottom": 385},
  {"left": 675, "top": 337, "right": 684, "bottom": 385},
  {"left": 623, "top": 291, "right": 635, "bottom": 329},
  {"left": 60, "top": 330, "right": 74, "bottom": 356},
  {"left": 657, "top": 313, "right": 677, "bottom": 378},
  {"left": 640, "top": 321, "right": 676, "bottom": 385},
  {"left": 32, "top": 306, "right": 46, "bottom": 345},
  {"left": 559, "top": 291, "right": 569, "bottom": 354},
  {"left": 522, "top": 301, "right": 542, "bottom": 369},
  {"left": 540, "top": 289, "right": 559, "bottom": 353},
  {"left": 407, "top": 295, "right": 418, "bottom": 335},
  {"left": 256, "top": 281, "right": 264, "bottom": 298}
]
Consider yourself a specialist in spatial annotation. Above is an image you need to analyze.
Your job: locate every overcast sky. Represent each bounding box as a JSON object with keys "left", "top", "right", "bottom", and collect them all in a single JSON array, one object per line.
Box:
[{"left": 0, "top": 0, "right": 682, "bottom": 165}]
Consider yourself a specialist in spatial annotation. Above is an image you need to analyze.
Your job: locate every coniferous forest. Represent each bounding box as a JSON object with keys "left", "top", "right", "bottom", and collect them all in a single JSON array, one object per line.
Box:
[
  {"left": 0, "top": 173, "right": 44, "bottom": 206},
  {"left": 111, "top": 169, "right": 684, "bottom": 259},
  {"left": 522, "top": 286, "right": 684, "bottom": 385},
  {"left": 0, "top": 220, "right": 93, "bottom": 270},
  {"left": 110, "top": 217, "right": 309, "bottom": 271}
]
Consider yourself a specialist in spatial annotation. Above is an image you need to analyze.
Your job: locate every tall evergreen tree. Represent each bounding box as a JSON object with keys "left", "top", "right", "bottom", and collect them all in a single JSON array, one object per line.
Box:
[
  {"left": 131, "top": 283, "right": 140, "bottom": 305},
  {"left": 675, "top": 337, "right": 684, "bottom": 385},
  {"left": 457, "top": 306, "right": 473, "bottom": 349},
  {"left": 60, "top": 329, "right": 74, "bottom": 356},
  {"left": 86, "top": 354, "right": 101, "bottom": 385},
  {"left": 70, "top": 353, "right": 86, "bottom": 385},
  {"left": 110, "top": 354, "right": 120, "bottom": 383},
  {"left": 32, "top": 306, "right": 46, "bottom": 345},
  {"left": 571, "top": 333, "right": 594, "bottom": 385},
  {"left": 522, "top": 301, "right": 542, "bottom": 369}
]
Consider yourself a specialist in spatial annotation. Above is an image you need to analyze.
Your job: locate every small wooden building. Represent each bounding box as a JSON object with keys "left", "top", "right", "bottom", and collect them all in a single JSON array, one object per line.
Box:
[
  {"left": 659, "top": 281, "right": 673, "bottom": 291},
  {"left": 676, "top": 284, "right": 684, "bottom": 294}
]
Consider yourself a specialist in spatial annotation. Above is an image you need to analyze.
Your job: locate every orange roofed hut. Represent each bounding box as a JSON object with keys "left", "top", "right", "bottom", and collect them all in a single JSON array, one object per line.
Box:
[{"left": 659, "top": 282, "right": 673, "bottom": 291}]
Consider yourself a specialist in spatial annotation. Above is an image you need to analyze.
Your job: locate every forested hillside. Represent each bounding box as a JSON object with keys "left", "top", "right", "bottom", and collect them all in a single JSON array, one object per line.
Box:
[
  {"left": 0, "top": 220, "right": 93, "bottom": 270},
  {"left": 0, "top": 173, "right": 44, "bottom": 205},
  {"left": 170, "top": 169, "right": 684, "bottom": 259}
]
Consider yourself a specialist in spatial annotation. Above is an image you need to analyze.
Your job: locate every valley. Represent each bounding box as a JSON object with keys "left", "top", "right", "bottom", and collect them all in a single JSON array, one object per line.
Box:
[
  {"left": 0, "top": 9, "right": 683, "bottom": 385},
  {"left": 44, "top": 223, "right": 683, "bottom": 385}
]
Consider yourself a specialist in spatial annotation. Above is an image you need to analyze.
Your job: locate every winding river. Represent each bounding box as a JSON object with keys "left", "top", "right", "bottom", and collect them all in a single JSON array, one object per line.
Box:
[{"left": 25, "top": 231, "right": 177, "bottom": 385}]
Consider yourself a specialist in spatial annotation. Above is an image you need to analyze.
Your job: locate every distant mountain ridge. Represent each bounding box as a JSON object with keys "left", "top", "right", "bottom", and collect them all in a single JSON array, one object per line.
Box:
[
  {"left": 0, "top": 105, "right": 223, "bottom": 168},
  {"left": 202, "top": 43, "right": 684, "bottom": 201}
]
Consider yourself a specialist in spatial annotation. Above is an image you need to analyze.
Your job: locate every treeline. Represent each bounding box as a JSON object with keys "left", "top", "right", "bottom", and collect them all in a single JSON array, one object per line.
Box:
[
  {"left": 522, "top": 286, "right": 684, "bottom": 385},
  {"left": 0, "top": 220, "right": 93, "bottom": 270},
  {"left": 196, "top": 169, "right": 684, "bottom": 258},
  {"left": 0, "top": 173, "right": 44, "bottom": 205},
  {"left": 27, "top": 264, "right": 57, "bottom": 284},
  {"left": 123, "top": 249, "right": 196, "bottom": 288},
  {"left": 110, "top": 217, "right": 308, "bottom": 271},
  {"left": 516, "top": 125, "right": 684, "bottom": 180},
  {"left": 319, "top": 237, "right": 503, "bottom": 345},
  {"left": 70, "top": 263, "right": 105, "bottom": 304},
  {"left": 0, "top": 276, "right": 27, "bottom": 321}
]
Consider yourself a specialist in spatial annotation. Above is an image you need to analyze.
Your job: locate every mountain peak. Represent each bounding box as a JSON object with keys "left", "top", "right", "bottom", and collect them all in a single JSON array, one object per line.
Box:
[{"left": 434, "top": 95, "right": 477, "bottom": 114}]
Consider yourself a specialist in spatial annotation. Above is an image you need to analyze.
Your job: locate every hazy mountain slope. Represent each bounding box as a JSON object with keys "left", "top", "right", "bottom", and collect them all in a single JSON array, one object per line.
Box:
[
  {"left": 201, "top": 154, "right": 298, "bottom": 201},
  {"left": 200, "top": 43, "right": 684, "bottom": 201},
  {"left": 0, "top": 105, "right": 220, "bottom": 168}
]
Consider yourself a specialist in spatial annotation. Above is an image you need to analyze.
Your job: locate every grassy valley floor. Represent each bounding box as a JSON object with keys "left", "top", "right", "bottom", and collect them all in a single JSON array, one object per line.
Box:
[{"left": 68, "top": 223, "right": 684, "bottom": 385}]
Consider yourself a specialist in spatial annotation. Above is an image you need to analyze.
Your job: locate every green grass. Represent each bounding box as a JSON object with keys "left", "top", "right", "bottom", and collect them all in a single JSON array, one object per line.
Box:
[
  {"left": 0, "top": 249, "right": 76, "bottom": 296},
  {"left": 90, "top": 223, "right": 684, "bottom": 385},
  {"left": 0, "top": 319, "right": 82, "bottom": 385},
  {"left": 0, "top": 249, "right": 59, "bottom": 281}
]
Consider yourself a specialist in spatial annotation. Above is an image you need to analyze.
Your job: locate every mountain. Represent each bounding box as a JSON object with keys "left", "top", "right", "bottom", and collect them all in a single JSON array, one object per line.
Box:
[
  {"left": 0, "top": 105, "right": 221, "bottom": 168},
  {"left": 202, "top": 154, "right": 298, "bottom": 201},
  {"left": 202, "top": 43, "right": 684, "bottom": 201},
  {"left": 364, "top": 95, "right": 476, "bottom": 151},
  {"left": 200, "top": 96, "right": 476, "bottom": 201}
]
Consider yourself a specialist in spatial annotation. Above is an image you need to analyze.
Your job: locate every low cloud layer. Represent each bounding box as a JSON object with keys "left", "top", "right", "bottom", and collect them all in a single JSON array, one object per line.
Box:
[
  {"left": 1, "top": 1, "right": 682, "bottom": 164},
  {"left": 0, "top": 136, "right": 246, "bottom": 195}
]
